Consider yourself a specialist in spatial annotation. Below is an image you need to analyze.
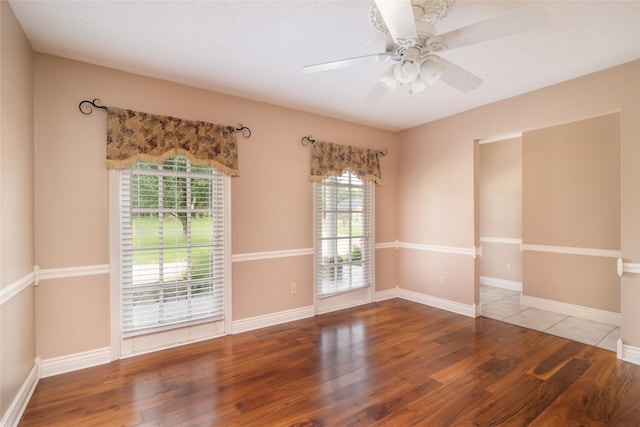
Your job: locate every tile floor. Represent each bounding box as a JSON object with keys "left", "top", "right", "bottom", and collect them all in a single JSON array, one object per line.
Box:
[{"left": 480, "top": 285, "right": 619, "bottom": 352}]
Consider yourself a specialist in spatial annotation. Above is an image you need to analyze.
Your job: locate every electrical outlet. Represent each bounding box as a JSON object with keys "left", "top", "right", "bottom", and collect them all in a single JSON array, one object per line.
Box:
[
  {"left": 290, "top": 282, "right": 297, "bottom": 294},
  {"left": 440, "top": 276, "right": 446, "bottom": 287},
  {"left": 507, "top": 262, "right": 512, "bottom": 271}
]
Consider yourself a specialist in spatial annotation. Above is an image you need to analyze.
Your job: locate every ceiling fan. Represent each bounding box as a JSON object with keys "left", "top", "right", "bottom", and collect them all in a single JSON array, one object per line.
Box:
[{"left": 302, "top": 0, "right": 548, "bottom": 102}]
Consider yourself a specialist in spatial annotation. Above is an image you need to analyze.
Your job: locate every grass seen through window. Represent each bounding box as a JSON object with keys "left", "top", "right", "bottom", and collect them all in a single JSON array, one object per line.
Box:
[{"left": 133, "top": 215, "right": 214, "bottom": 265}]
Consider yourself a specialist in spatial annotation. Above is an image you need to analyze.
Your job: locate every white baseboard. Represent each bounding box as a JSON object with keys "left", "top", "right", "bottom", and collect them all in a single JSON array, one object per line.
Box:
[
  {"left": 521, "top": 295, "right": 620, "bottom": 326},
  {"left": 0, "top": 357, "right": 40, "bottom": 427},
  {"left": 375, "top": 287, "right": 398, "bottom": 301},
  {"left": 618, "top": 339, "right": 640, "bottom": 366},
  {"left": 397, "top": 288, "right": 479, "bottom": 318},
  {"left": 231, "top": 305, "right": 315, "bottom": 334},
  {"left": 480, "top": 276, "right": 523, "bottom": 292},
  {"left": 41, "top": 347, "right": 111, "bottom": 378}
]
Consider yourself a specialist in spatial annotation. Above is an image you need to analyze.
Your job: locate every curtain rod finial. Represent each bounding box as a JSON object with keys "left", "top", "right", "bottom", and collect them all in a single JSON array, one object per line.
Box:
[
  {"left": 235, "top": 123, "right": 251, "bottom": 138},
  {"left": 301, "top": 135, "right": 315, "bottom": 146},
  {"left": 79, "top": 98, "right": 107, "bottom": 114}
]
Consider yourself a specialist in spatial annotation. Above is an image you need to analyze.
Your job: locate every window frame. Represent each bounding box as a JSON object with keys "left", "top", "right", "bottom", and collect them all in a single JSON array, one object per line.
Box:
[
  {"left": 314, "top": 171, "right": 375, "bottom": 301},
  {"left": 109, "top": 158, "right": 231, "bottom": 359}
]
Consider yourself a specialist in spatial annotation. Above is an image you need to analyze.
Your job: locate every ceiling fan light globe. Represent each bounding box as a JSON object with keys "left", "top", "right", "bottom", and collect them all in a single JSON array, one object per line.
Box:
[
  {"left": 394, "top": 60, "right": 420, "bottom": 83},
  {"left": 419, "top": 55, "right": 445, "bottom": 85},
  {"left": 380, "top": 69, "right": 400, "bottom": 91}
]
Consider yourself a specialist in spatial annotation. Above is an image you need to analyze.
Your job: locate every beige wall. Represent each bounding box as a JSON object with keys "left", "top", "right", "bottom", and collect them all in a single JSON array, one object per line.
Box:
[
  {"left": 35, "top": 276, "right": 110, "bottom": 358},
  {"left": 33, "top": 54, "right": 398, "bottom": 359},
  {"left": 397, "top": 60, "right": 640, "bottom": 346},
  {"left": 398, "top": 127, "right": 475, "bottom": 248},
  {"left": 525, "top": 252, "right": 619, "bottom": 311},
  {"left": 480, "top": 242, "right": 523, "bottom": 284},
  {"left": 479, "top": 137, "right": 522, "bottom": 284},
  {"left": 479, "top": 138, "right": 522, "bottom": 238},
  {"left": 0, "top": 0, "right": 36, "bottom": 418},
  {"left": 0, "top": 1, "right": 34, "bottom": 286},
  {"left": 396, "top": 124, "right": 477, "bottom": 305},
  {"left": 522, "top": 113, "right": 621, "bottom": 311},
  {"left": 523, "top": 114, "right": 620, "bottom": 248}
]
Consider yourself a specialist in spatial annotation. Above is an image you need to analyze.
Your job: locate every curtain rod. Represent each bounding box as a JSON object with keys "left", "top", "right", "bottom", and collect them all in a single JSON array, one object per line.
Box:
[
  {"left": 78, "top": 99, "right": 252, "bottom": 138},
  {"left": 301, "top": 135, "right": 388, "bottom": 157}
]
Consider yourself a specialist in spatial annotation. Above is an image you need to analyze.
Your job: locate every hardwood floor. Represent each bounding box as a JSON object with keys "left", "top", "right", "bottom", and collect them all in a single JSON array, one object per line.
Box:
[{"left": 20, "top": 299, "right": 640, "bottom": 426}]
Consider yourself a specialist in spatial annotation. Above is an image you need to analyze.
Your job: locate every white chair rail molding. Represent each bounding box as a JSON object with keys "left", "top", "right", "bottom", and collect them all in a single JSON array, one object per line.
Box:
[{"left": 617, "top": 258, "right": 640, "bottom": 276}]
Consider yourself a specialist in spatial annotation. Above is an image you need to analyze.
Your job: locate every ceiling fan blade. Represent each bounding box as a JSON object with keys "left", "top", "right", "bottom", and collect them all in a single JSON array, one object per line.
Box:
[
  {"left": 364, "top": 82, "right": 389, "bottom": 104},
  {"left": 439, "top": 7, "right": 548, "bottom": 51},
  {"left": 374, "top": 0, "right": 417, "bottom": 45},
  {"left": 302, "top": 52, "right": 390, "bottom": 73},
  {"left": 438, "top": 58, "right": 483, "bottom": 92}
]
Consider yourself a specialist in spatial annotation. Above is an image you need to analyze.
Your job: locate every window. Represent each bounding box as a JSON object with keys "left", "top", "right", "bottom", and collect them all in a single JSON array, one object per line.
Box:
[
  {"left": 316, "top": 171, "right": 373, "bottom": 297},
  {"left": 118, "top": 156, "right": 228, "bottom": 337}
]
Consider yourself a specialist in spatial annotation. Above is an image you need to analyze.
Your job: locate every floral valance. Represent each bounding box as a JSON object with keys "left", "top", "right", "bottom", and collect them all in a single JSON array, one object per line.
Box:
[
  {"left": 106, "top": 107, "right": 238, "bottom": 176},
  {"left": 310, "top": 140, "right": 382, "bottom": 185}
]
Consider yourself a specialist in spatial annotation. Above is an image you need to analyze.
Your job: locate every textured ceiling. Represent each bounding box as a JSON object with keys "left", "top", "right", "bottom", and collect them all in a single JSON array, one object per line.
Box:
[{"left": 9, "top": 0, "right": 640, "bottom": 132}]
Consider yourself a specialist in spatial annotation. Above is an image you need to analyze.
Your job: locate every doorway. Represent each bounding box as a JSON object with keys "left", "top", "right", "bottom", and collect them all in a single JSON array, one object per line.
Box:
[{"left": 477, "top": 113, "right": 621, "bottom": 351}]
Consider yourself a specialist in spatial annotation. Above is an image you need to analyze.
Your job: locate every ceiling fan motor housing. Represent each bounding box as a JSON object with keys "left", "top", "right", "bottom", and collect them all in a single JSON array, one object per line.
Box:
[
  {"left": 370, "top": 0, "right": 455, "bottom": 34},
  {"left": 381, "top": 4, "right": 445, "bottom": 63}
]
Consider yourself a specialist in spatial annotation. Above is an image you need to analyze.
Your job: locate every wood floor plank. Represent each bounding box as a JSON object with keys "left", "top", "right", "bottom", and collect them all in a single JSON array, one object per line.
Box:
[
  {"left": 528, "top": 376, "right": 607, "bottom": 426},
  {"left": 19, "top": 299, "right": 640, "bottom": 426},
  {"left": 529, "top": 340, "right": 587, "bottom": 380}
]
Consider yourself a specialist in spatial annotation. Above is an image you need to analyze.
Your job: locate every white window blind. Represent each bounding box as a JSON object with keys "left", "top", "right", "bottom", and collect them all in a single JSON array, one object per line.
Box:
[
  {"left": 119, "top": 156, "right": 226, "bottom": 337},
  {"left": 316, "top": 171, "right": 373, "bottom": 297}
]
